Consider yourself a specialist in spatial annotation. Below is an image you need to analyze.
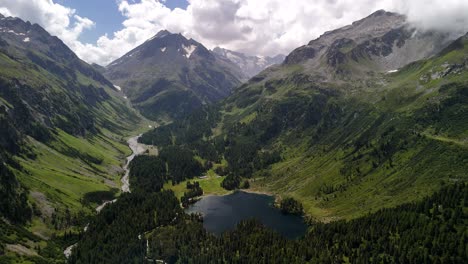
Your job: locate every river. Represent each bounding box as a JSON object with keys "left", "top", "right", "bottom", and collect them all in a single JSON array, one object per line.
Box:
[{"left": 64, "top": 135, "right": 147, "bottom": 258}]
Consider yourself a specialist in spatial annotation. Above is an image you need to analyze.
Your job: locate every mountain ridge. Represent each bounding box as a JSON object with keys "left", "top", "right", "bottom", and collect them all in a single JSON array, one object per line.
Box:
[
  {"left": 0, "top": 14, "right": 148, "bottom": 261},
  {"left": 284, "top": 9, "right": 454, "bottom": 80}
]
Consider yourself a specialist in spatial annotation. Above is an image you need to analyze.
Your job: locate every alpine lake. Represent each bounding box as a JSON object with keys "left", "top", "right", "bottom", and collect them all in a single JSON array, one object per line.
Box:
[{"left": 185, "top": 191, "right": 307, "bottom": 239}]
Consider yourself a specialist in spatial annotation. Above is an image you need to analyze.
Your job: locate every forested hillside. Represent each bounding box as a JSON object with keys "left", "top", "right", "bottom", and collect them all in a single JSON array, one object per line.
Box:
[
  {"left": 0, "top": 14, "right": 146, "bottom": 261},
  {"left": 1, "top": 6, "right": 467, "bottom": 263},
  {"left": 70, "top": 164, "right": 467, "bottom": 263},
  {"left": 140, "top": 31, "right": 468, "bottom": 220}
]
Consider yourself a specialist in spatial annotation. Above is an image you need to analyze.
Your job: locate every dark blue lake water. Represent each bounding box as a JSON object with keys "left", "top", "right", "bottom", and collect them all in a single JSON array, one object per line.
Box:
[{"left": 185, "top": 191, "right": 307, "bottom": 239}]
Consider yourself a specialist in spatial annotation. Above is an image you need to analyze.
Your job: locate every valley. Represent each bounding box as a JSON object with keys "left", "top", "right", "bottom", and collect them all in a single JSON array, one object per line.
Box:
[
  {"left": 63, "top": 133, "right": 148, "bottom": 259},
  {"left": 0, "top": 5, "right": 466, "bottom": 264}
]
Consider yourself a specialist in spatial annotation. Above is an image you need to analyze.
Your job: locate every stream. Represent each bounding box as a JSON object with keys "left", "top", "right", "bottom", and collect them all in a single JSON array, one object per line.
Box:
[{"left": 64, "top": 135, "right": 147, "bottom": 258}]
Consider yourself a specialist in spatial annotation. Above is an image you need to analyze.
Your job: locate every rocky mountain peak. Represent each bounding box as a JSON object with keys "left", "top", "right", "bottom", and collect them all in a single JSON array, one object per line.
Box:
[
  {"left": 104, "top": 31, "right": 243, "bottom": 120},
  {"left": 109, "top": 30, "right": 215, "bottom": 68},
  {"left": 153, "top": 29, "right": 171, "bottom": 39},
  {"left": 212, "top": 47, "right": 285, "bottom": 78},
  {"left": 0, "top": 14, "right": 80, "bottom": 62},
  {"left": 317, "top": 10, "right": 405, "bottom": 46},
  {"left": 284, "top": 10, "right": 453, "bottom": 76}
]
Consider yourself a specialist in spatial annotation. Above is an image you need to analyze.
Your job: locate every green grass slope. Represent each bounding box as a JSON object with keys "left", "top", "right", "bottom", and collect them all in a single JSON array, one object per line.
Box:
[
  {"left": 141, "top": 34, "right": 468, "bottom": 221},
  {"left": 0, "top": 15, "right": 151, "bottom": 261}
]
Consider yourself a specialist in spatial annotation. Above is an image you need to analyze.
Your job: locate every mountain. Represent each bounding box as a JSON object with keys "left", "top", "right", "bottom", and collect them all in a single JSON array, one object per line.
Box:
[
  {"left": 212, "top": 47, "right": 285, "bottom": 78},
  {"left": 139, "top": 10, "right": 468, "bottom": 221},
  {"left": 104, "top": 30, "right": 244, "bottom": 121},
  {"left": 0, "top": 14, "right": 139, "bottom": 137},
  {"left": 71, "top": 27, "right": 468, "bottom": 263},
  {"left": 285, "top": 10, "right": 453, "bottom": 79},
  {"left": 0, "top": 14, "right": 147, "bottom": 261}
]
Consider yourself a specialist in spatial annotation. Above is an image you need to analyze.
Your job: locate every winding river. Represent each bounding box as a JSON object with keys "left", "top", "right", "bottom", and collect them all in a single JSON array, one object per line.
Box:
[{"left": 64, "top": 135, "right": 146, "bottom": 258}]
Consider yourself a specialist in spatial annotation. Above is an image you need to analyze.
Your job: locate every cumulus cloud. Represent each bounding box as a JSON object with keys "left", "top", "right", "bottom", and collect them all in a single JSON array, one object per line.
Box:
[
  {"left": 86, "top": 0, "right": 396, "bottom": 65},
  {"left": 0, "top": 0, "right": 467, "bottom": 66},
  {"left": 0, "top": 0, "right": 95, "bottom": 49},
  {"left": 394, "top": 0, "right": 468, "bottom": 36}
]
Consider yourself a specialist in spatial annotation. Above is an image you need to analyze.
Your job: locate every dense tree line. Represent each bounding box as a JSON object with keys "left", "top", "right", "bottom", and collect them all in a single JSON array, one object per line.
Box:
[
  {"left": 221, "top": 175, "right": 241, "bottom": 190},
  {"left": 0, "top": 157, "right": 31, "bottom": 224},
  {"left": 0, "top": 103, "right": 32, "bottom": 224},
  {"left": 159, "top": 146, "right": 205, "bottom": 184},
  {"left": 138, "top": 106, "right": 220, "bottom": 149},
  {"left": 129, "top": 155, "right": 167, "bottom": 193},
  {"left": 69, "top": 191, "right": 182, "bottom": 264},
  {"left": 181, "top": 181, "right": 203, "bottom": 207},
  {"left": 71, "top": 177, "right": 467, "bottom": 263},
  {"left": 279, "top": 197, "right": 304, "bottom": 215},
  {"left": 129, "top": 146, "right": 205, "bottom": 193}
]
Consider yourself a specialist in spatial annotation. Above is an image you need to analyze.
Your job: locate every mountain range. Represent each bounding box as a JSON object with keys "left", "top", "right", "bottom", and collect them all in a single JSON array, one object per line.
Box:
[
  {"left": 139, "top": 10, "right": 468, "bottom": 220},
  {"left": 103, "top": 30, "right": 285, "bottom": 121},
  {"left": 0, "top": 8, "right": 467, "bottom": 263}
]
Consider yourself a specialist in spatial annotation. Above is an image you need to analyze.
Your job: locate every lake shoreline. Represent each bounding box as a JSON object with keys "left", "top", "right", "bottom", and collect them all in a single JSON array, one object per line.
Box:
[
  {"left": 198, "top": 188, "right": 273, "bottom": 199},
  {"left": 184, "top": 190, "right": 308, "bottom": 239},
  {"left": 196, "top": 188, "right": 282, "bottom": 207}
]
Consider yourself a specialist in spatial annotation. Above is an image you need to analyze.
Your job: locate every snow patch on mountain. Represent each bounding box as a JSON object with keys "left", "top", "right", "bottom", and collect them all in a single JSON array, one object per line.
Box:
[
  {"left": 213, "top": 47, "right": 285, "bottom": 78},
  {"left": 126, "top": 50, "right": 139, "bottom": 58},
  {"left": 7, "top": 29, "right": 25, "bottom": 36},
  {"left": 0, "top": 28, "right": 26, "bottom": 36},
  {"left": 183, "top": 45, "right": 197, "bottom": 58}
]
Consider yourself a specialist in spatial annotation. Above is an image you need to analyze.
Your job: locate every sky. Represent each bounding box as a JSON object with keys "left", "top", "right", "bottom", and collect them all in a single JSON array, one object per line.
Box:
[
  {"left": 53, "top": 0, "right": 190, "bottom": 44},
  {"left": 0, "top": 0, "right": 467, "bottom": 66}
]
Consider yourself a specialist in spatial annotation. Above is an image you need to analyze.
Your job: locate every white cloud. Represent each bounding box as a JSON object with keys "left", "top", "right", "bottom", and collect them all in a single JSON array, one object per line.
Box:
[
  {"left": 84, "top": 0, "right": 395, "bottom": 65},
  {"left": 0, "top": 0, "right": 95, "bottom": 45},
  {"left": 0, "top": 0, "right": 467, "bottom": 66},
  {"left": 394, "top": 0, "right": 468, "bottom": 36}
]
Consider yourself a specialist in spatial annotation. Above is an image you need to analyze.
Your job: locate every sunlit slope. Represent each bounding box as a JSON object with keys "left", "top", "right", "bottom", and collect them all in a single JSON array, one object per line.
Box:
[
  {"left": 0, "top": 14, "right": 148, "bottom": 244},
  {"left": 141, "top": 32, "right": 468, "bottom": 221},
  {"left": 220, "top": 34, "right": 468, "bottom": 220}
]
